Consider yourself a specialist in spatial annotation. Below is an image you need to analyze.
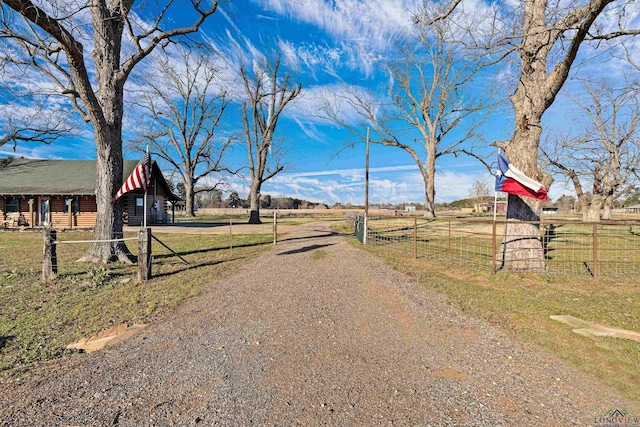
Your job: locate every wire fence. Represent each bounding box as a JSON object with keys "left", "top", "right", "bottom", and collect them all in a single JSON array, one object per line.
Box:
[
  {"left": 0, "top": 218, "right": 278, "bottom": 278},
  {"left": 348, "top": 214, "right": 640, "bottom": 282}
]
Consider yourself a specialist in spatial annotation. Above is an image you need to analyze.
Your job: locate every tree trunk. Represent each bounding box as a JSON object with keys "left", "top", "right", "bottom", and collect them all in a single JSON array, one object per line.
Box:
[
  {"left": 78, "top": 125, "right": 132, "bottom": 263},
  {"left": 423, "top": 148, "right": 436, "bottom": 218},
  {"left": 500, "top": 23, "right": 549, "bottom": 271},
  {"left": 498, "top": 194, "right": 545, "bottom": 271},
  {"left": 184, "top": 177, "right": 196, "bottom": 217},
  {"left": 248, "top": 182, "right": 261, "bottom": 224},
  {"left": 602, "top": 194, "right": 614, "bottom": 220},
  {"left": 423, "top": 186, "right": 435, "bottom": 218},
  {"left": 78, "top": 12, "right": 131, "bottom": 263},
  {"left": 77, "top": 149, "right": 129, "bottom": 263},
  {"left": 501, "top": 119, "right": 546, "bottom": 270},
  {"left": 584, "top": 196, "right": 604, "bottom": 222},
  {"left": 584, "top": 206, "right": 601, "bottom": 222}
]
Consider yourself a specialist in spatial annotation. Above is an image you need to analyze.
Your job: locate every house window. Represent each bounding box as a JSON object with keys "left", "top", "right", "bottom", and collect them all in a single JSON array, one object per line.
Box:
[
  {"left": 65, "top": 197, "right": 80, "bottom": 214},
  {"left": 135, "top": 197, "right": 144, "bottom": 216},
  {"left": 4, "top": 197, "right": 19, "bottom": 213}
]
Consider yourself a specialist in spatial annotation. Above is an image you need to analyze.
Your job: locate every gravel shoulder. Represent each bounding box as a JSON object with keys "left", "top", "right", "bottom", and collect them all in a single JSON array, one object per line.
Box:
[{"left": 1, "top": 221, "right": 637, "bottom": 426}]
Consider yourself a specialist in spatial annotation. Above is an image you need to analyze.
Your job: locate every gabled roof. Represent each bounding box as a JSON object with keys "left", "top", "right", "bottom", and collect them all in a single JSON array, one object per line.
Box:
[{"left": 0, "top": 159, "right": 180, "bottom": 201}]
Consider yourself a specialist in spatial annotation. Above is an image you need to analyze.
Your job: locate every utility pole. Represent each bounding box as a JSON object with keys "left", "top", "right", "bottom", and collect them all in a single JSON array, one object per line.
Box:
[
  {"left": 365, "top": 127, "right": 370, "bottom": 217},
  {"left": 364, "top": 127, "right": 370, "bottom": 245}
]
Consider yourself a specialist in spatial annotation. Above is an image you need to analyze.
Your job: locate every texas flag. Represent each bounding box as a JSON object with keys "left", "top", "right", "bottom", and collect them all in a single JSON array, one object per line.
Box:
[{"left": 495, "top": 153, "right": 548, "bottom": 201}]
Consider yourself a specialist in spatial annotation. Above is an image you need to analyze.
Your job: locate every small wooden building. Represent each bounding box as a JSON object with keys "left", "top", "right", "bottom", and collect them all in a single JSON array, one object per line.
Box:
[{"left": 0, "top": 159, "right": 180, "bottom": 228}]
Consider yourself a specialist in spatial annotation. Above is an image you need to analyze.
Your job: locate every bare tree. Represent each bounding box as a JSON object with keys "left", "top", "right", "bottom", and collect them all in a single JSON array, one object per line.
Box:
[
  {"left": 0, "top": 110, "right": 70, "bottom": 148},
  {"left": 469, "top": 179, "right": 491, "bottom": 213},
  {"left": 323, "top": 19, "right": 495, "bottom": 218},
  {"left": 240, "top": 58, "right": 301, "bottom": 224},
  {"left": 0, "top": 90, "right": 73, "bottom": 148},
  {"left": 543, "top": 79, "right": 640, "bottom": 222},
  {"left": 132, "top": 49, "right": 235, "bottom": 217},
  {"left": 416, "top": 0, "right": 640, "bottom": 270},
  {"left": 0, "top": 1, "right": 218, "bottom": 262}
]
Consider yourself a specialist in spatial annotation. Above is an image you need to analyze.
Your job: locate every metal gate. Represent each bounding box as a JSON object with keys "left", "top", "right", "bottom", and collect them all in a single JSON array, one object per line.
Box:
[{"left": 355, "top": 214, "right": 365, "bottom": 243}]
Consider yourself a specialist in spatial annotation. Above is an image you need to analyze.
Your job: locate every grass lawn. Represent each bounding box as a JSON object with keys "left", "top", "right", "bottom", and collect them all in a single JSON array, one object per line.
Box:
[
  {"left": 0, "top": 229, "right": 272, "bottom": 373},
  {"left": 333, "top": 221, "right": 640, "bottom": 403}
]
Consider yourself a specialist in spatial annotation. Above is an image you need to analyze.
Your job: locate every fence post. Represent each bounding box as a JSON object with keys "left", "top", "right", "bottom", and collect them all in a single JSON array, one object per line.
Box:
[
  {"left": 229, "top": 217, "right": 233, "bottom": 254},
  {"left": 42, "top": 229, "right": 57, "bottom": 282},
  {"left": 448, "top": 220, "right": 451, "bottom": 251},
  {"left": 138, "top": 228, "right": 152, "bottom": 281},
  {"left": 363, "top": 215, "right": 368, "bottom": 245},
  {"left": 273, "top": 211, "right": 277, "bottom": 245},
  {"left": 413, "top": 217, "right": 417, "bottom": 260},
  {"left": 492, "top": 220, "right": 497, "bottom": 273},
  {"left": 592, "top": 223, "right": 598, "bottom": 281}
]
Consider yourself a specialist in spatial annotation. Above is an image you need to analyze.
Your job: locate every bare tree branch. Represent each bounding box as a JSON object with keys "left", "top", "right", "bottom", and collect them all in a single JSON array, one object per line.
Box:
[
  {"left": 240, "top": 57, "right": 302, "bottom": 223},
  {"left": 542, "top": 78, "right": 640, "bottom": 221},
  {"left": 129, "top": 48, "right": 235, "bottom": 217},
  {"left": 321, "top": 19, "right": 497, "bottom": 218}
]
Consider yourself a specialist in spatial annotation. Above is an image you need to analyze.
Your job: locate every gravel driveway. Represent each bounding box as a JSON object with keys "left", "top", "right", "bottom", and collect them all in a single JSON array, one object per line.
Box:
[{"left": 1, "top": 221, "right": 637, "bottom": 426}]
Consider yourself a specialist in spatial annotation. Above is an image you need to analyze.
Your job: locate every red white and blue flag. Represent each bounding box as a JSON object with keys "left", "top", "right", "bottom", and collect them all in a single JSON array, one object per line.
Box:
[
  {"left": 495, "top": 153, "right": 548, "bottom": 201},
  {"left": 115, "top": 152, "right": 151, "bottom": 200}
]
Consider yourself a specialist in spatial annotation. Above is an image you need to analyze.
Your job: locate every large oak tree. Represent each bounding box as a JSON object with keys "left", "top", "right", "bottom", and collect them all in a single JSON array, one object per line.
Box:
[
  {"left": 416, "top": 0, "right": 640, "bottom": 270},
  {"left": 0, "top": 0, "right": 218, "bottom": 262}
]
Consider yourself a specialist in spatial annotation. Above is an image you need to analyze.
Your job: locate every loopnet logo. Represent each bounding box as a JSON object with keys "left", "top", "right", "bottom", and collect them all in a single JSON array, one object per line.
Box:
[{"left": 594, "top": 409, "right": 640, "bottom": 427}]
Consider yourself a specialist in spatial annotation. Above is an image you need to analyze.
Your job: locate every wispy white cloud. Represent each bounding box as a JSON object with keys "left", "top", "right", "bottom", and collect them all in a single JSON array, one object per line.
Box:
[
  {"left": 253, "top": 0, "right": 419, "bottom": 77},
  {"left": 254, "top": 0, "right": 416, "bottom": 49},
  {"left": 281, "top": 164, "right": 417, "bottom": 179},
  {"left": 293, "top": 117, "right": 325, "bottom": 142},
  {"left": 288, "top": 83, "right": 382, "bottom": 129},
  {"left": 278, "top": 38, "right": 341, "bottom": 80},
  {"left": 250, "top": 164, "right": 495, "bottom": 204}
]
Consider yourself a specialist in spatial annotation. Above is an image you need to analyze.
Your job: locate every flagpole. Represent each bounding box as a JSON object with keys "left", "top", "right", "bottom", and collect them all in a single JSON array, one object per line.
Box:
[
  {"left": 144, "top": 146, "right": 149, "bottom": 228},
  {"left": 494, "top": 148, "right": 500, "bottom": 222}
]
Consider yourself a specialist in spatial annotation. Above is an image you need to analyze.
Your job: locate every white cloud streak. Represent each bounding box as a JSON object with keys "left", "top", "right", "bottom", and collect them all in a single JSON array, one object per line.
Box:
[
  {"left": 253, "top": 0, "right": 420, "bottom": 77},
  {"left": 252, "top": 164, "right": 494, "bottom": 204}
]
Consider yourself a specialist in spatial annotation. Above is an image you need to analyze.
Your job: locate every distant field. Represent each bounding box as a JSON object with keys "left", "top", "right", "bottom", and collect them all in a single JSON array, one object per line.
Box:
[{"left": 173, "top": 210, "right": 347, "bottom": 226}]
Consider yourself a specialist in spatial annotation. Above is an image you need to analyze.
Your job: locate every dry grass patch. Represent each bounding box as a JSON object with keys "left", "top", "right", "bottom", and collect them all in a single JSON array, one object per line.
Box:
[
  {"left": 340, "top": 227, "right": 640, "bottom": 403},
  {"left": 0, "top": 230, "right": 272, "bottom": 373}
]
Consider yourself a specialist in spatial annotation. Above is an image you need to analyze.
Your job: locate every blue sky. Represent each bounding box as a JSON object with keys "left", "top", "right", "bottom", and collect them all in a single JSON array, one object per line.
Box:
[{"left": 2, "top": 0, "right": 639, "bottom": 205}]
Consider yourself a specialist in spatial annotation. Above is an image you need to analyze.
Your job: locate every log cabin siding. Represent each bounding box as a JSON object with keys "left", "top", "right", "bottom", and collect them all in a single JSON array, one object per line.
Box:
[
  {"left": 124, "top": 190, "right": 168, "bottom": 227},
  {"left": 1, "top": 195, "right": 97, "bottom": 228},
  {"left": 50, "top": 197, "right": 67, "bottom": 227},
  {"left": 1, "top": 160, "right": 178, "bottom": 228},
  {"left": 77, "top": 197, "right": 98, "bottom": 228},
  {"left": 45, "top": 196, "right": 97, "bottom": 228}
]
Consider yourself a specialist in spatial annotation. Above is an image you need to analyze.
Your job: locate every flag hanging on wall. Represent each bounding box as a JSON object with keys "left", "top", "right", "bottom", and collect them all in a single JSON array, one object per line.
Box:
[
  {"left": 115, "top": 152, "right": 151, "bottom": 200},
  {"left": 495, "top": 153, "right": 548, "bottom": 201}
]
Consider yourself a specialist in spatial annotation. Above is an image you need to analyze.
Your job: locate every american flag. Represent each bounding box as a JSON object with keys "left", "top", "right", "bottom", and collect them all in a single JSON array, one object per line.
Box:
[{"left": 115, "top": 152, "right": 151, "bottom": 200}]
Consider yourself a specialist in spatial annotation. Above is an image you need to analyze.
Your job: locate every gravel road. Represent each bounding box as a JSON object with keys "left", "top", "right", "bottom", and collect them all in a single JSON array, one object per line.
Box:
[{"left": 1, "top": 221, "right": 637, "bottom": 426}]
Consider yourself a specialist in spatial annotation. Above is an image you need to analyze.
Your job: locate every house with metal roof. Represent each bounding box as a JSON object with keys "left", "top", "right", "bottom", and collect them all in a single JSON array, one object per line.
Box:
[{"left": 0, "top": 159, "right": 180, "bottom": 228}]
